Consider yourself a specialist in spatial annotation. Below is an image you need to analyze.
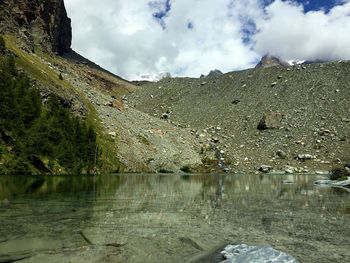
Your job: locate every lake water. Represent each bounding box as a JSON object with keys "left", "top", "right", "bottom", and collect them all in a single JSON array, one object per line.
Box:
[{"left": 0, "top": 173, "right": 349, "bottom": 263}]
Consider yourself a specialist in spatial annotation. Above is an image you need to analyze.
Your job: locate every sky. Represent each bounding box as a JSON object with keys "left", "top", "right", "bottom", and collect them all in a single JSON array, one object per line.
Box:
[{"left": 64, "top": 0, "right": 350, "bottom": 80}]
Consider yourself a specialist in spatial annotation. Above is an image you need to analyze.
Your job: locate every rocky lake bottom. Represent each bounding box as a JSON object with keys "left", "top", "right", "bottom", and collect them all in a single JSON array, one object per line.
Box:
[{"left": 0, "top": 173, "right": 349, "bottom": 263}]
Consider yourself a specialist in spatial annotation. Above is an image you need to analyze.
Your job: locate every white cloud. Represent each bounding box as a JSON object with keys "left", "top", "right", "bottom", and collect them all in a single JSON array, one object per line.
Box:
[
  {"left": 65, "top": 0, "right": 261, "bottom": 80},
  {"left": 64, "top": 0, "right": 350, "bottom": 80},
  {"left": 253, "top": 0, "right": 350, "bottom": 62}
]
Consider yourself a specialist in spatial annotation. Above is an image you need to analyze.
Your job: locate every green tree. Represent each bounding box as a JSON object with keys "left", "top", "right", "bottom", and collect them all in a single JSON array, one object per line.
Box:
[
  {"left": 0, "top": 61, "right": 100, "bottom": 175},
  {"left": 0, "top": 35, "right": 5, "bottom": 54},
  {"left": 7, "top": 55, "right": 17, "bottom": 76}
]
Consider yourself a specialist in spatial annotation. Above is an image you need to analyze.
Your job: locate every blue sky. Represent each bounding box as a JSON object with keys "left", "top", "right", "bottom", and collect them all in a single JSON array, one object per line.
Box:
[
  {"left": 65, "top": 0, "right": 350, "bottom": 80},
  {"left": 295, "top": 0, "right": 340, "bottom": 12}
]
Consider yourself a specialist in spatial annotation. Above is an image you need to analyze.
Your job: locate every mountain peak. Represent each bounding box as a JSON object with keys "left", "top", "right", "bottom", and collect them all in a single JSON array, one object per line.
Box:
[
  {"left": 255, "top": 55, "right": 289, "bottom": 69},
  {"left": 200, "top": 69, "right": 223, "bottom": 78}
]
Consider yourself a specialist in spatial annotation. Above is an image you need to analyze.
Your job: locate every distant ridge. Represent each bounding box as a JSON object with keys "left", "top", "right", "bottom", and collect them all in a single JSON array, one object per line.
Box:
[{"left": 200, "top": 69, "right": 223, "bottom": 78}]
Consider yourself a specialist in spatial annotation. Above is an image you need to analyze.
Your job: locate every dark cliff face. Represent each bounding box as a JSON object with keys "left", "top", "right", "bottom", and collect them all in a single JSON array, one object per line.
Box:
[{"left": 0, "top": 0, "right": 71, "bottom": 54}]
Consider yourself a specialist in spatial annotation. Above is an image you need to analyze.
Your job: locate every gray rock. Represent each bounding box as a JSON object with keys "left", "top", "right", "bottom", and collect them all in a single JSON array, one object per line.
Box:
[
  {"left": 285, "top": 168, "right": 294, "bottom": 174},
  {"left": 314, "top": 170, "right": 329, "bottom": 175},
  {"left": 296, "top": 154, "right": 316, "bottom": 161},
  {"left": 314, "top": 177, "right": 350, "bottom": 188},
  {"left": 314, "top": 179, "right": 332, "bottom": 185},
  {"left": 259, "top": 165, "right": 273, "bottom": 173},
  {"left": 284, "top": 166, "right": 296, "bottom": 174},
  {"left": 220, "top": 244, "right": 299, "bottom": 263},
  {"left": 108, "top": 132, "right": 116, "bottom": 137},
  {"left": 257, "top": 112, "right": 283, "bottom": 130},
  {"left": 276, "top": 150, "right": 287, "bottom": 159},
  {"left": 332, "top": 177, "right": 350, "bottom": 187}
]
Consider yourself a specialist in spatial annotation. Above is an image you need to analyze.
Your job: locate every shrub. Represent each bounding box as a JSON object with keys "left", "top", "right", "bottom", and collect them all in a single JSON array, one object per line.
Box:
[{"left": 330, "top": 168, "right": 347, "bottom": 181}]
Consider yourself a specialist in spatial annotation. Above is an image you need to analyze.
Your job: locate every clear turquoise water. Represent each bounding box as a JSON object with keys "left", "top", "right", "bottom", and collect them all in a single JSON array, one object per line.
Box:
[{"left": 0, "top": 174, "right": 349, "bottom": 263}]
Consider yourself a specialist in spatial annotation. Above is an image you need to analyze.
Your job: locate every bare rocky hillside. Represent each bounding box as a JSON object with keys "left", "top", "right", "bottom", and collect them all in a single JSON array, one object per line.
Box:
[{"left": 127, "top": 61, "right": 350, "bottom": 173}]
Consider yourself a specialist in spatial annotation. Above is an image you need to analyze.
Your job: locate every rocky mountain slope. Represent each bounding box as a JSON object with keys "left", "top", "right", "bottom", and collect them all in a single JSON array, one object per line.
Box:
[
  {"left": 0, "top": 0, "right": 211, "bottom": 173},
  {"left": 0, "top": 0, "right": 349, "bottom": 174},
  {"left": 127, "top": 60, "right": 350, "bottom": 173}
]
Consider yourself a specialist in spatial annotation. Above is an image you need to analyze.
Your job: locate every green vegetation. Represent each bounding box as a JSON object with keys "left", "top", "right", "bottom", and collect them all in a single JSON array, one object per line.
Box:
[
  {"left": 330, "top": 167, "right": 348, "bottom": 181},
  {"left": 0, "top": 34, "right": 122, "bottom": 173},
  {"left": 0, "top": 35, "right": 5, "bottom": 54},
  {"left": 137, "top": 135, "right": 151, "bottom": 146},
  {"left": 0, "top": 53, "right": 99, "bottom": 175}
]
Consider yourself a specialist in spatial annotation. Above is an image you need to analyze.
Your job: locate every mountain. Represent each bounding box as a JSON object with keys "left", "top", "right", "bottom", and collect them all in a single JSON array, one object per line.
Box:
[
  {"left": 128, "top": 60, "right": 350, "bottom": 173},
  {"left": 0, "top": 0, "right": 207, "bottom": 174},
  {"left": 0, "top": 0, "right": 349, "bottom": 174},
  {"left": 255, "top": 55, "right": 289, "bottom": 68},
  {"left": 200, "top": 69, "right": 223, "bottom": 78}
]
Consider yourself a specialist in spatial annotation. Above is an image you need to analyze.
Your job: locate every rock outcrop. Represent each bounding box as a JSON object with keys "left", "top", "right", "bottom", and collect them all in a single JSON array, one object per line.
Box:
[
  {"left": 0, "top": 0, "right": 71, "bottom": 54},
  {"left": 255, "top": 55, "right": 289, "bottom": 68},
  {"left": 200, "top": 69, "right": 223, "bottom": 78}
]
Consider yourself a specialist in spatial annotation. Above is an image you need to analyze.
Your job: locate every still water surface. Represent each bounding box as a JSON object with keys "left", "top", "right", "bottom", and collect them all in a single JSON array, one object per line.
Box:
[{"left": 0, "top": 173, "right": 349, "bottom": 263}]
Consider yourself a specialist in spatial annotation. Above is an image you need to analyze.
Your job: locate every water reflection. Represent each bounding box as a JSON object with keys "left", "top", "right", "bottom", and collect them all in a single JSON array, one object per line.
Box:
[{"left": 0, "top": 174, "right": 349, "bottom": 263}]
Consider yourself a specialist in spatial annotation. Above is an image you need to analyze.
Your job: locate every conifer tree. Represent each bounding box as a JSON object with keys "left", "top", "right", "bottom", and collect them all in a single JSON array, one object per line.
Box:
[
  {"left": 7, "top": 56, "right": 17, "bottom": 76},
  {"left": 0, "top": 35, "right": 5, "bottom": 54}
]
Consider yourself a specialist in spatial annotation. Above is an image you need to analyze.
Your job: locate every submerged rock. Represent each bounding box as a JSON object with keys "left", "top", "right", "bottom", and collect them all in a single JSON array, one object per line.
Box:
[
  {"left": 314, "top": 177, "right": 350, "bottom": 189},
  {"left": 220, "top": 244, "right": 299, "bottom": 263}
]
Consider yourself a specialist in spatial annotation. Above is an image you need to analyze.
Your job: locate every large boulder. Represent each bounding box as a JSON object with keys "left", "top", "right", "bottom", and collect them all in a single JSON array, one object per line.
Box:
[
  {"left": 221, "top": 244, "right": 299, "bottom": 263},
  {"left": 257, "top": 112, "right": 283, "bottom": 130}
]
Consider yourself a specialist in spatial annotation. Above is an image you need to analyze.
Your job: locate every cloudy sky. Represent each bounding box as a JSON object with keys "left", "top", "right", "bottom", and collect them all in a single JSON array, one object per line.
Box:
[{"left": 64, "top": 0, "right": 350, "bottom": 80}]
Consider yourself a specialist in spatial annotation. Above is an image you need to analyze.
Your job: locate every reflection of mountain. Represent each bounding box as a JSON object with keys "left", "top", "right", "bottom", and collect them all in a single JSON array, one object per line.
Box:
[{"left": 1, "top": 174, "right": 349, "bottom": 262}]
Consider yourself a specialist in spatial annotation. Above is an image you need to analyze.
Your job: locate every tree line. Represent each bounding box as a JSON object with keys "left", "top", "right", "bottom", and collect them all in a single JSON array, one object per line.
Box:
[{"left": 0, "top": 36, "right": 99, "bottom": 174}]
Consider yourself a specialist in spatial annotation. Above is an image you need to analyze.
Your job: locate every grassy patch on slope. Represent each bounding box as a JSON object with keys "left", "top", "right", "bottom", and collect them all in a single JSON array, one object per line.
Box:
[{"left": 2, "top": 34, "right": 122, "bottom": 173}]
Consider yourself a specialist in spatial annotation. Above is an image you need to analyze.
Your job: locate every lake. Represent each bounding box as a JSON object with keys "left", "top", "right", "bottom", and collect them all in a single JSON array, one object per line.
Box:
[{"left": 0, "top": 173, "right": 349, "bottom": 263}]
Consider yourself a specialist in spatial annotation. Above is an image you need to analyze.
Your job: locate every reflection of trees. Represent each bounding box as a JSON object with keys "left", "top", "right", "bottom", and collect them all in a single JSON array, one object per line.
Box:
[{"left": 0, "top": 175, "right": 122, "bottom": 199}]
